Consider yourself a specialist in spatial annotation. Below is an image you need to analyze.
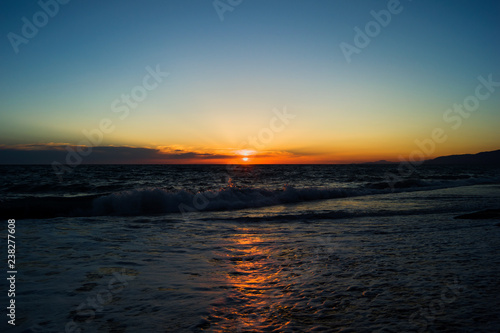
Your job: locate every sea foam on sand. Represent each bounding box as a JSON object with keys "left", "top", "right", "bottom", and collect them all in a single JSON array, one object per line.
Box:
[{"left": 11, "top": 184, "right": 500, "bottom": 332}]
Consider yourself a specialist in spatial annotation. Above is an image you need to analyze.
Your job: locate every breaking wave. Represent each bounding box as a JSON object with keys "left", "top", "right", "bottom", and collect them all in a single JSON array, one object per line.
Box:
[{"left": 1, "top": 174, "right": 498, "bottom": 219}]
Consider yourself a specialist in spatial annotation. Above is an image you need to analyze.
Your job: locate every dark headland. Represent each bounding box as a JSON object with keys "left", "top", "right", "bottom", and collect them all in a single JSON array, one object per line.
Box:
[
  {"left": 362, "top": 149, "right": 500, "bottom": 221},
  {"left": 424, "top": 149, "right": 500, "bottom": 165},
  {"left": 363, "top": 149, "right": 500, "bottom": 165}
]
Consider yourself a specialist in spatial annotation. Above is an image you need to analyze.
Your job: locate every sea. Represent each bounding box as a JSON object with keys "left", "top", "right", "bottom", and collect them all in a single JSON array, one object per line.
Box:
[{"left": 0, "top": 164, "right": 499, "bottom": 332}]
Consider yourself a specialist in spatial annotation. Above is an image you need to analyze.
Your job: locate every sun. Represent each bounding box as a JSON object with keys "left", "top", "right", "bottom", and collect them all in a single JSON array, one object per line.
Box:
[{"left": 235, "top": 149, "right": 256, "bottom": 163}]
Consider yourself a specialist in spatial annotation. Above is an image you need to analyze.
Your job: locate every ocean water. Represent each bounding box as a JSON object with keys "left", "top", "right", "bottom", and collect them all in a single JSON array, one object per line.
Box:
[{"left": 1, "top": 164, "right": 500, "bottom": 332}]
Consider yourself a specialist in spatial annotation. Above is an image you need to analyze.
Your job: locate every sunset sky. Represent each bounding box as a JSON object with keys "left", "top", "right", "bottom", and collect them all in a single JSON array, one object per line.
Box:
[{"left": 0, "top": 0, "right": 499, "bottom": 164}]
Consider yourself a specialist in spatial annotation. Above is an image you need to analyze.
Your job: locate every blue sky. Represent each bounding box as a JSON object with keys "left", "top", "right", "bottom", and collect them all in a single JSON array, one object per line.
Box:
[{"left": 0, "top": 0, "right": 499, "bottom": 163}]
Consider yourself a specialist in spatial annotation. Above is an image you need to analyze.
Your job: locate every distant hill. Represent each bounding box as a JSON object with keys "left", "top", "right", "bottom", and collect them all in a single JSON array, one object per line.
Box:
[
  {"left": 425, "top": 149, "right": 500, "bottom": 165},
  {"left": 362, "top": 149, "right": 500, "bottom": 165}
]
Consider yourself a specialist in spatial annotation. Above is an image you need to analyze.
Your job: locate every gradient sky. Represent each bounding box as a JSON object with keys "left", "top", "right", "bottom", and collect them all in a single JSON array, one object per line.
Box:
[{"left": 0, "top": 0, "right": 499, "bottom": 164}]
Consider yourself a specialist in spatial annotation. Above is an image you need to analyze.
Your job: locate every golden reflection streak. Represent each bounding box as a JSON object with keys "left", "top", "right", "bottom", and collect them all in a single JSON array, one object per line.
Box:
[{"left": 207, "top": 227, "right": 291, "bottom": 332}]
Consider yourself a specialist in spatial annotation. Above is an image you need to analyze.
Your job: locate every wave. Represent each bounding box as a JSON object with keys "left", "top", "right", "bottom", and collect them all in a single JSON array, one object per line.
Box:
[
  {"left": 91, "top": 186, "right": 375, "bottom": 217},
  {"left": 1, "top": 175, "right": 498, "bottom": 219},
  {"left": 366, "top": 175, "right": 495, "bottom": 190},
  {"left": 202, "top": 208, "right": 449, "bottom": 223},
  {"left": 0, "top": 186, "right": 374, "bottom": 219},
  {"left": 0, "top": 195, "right": 100, "bottom": 220}
]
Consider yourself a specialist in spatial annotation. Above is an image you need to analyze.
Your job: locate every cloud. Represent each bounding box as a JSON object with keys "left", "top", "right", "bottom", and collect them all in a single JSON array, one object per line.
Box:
[{"left": 0, "top": 144, "right": 234, "bottom": 164}]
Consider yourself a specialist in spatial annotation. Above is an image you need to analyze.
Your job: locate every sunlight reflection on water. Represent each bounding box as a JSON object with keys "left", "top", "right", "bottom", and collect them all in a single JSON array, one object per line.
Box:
[{"left": 206, "top": 227, "right": 295, "bottom": 332}]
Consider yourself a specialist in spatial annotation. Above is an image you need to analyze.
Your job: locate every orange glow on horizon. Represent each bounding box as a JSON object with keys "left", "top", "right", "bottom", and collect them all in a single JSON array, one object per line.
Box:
[
  {"left": 8, "top": 142, "right": 491, "bottom": 165},
  {"left": 138, "top": 153, "right": 402, "bottom": 164}
]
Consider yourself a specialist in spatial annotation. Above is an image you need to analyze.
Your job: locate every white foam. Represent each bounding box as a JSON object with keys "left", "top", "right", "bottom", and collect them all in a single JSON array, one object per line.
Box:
[{"left": 91, "top": 186, "right": 374, "bottom": 216}]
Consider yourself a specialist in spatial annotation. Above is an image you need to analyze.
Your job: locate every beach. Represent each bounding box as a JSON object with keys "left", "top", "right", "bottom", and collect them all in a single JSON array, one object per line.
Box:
[{"left": 4, "top": 172, "right": 499, "bottom": 332}]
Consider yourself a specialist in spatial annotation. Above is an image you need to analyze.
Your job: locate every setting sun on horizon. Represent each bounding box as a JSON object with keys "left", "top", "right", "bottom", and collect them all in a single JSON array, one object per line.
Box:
[
  {"left": 1, "top": 1, "right": 499, "bottom": 165},
  {"left": 1, "top": 2, "right": 500, "bottom": 332}
]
